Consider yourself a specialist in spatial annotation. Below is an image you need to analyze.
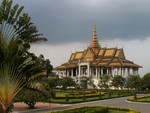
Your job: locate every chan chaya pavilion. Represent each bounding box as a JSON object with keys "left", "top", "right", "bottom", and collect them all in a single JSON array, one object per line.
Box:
[{"left": 55, "top": 25, "right": 141, "bottom": 87}]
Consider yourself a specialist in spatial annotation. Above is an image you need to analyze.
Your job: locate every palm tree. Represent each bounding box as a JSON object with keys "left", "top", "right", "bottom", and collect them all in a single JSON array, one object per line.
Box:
[
  {"left": 0, "top": 0, "right": 48, "bottom": 112},
  {"left": 0, "top": 33, "right": 46, "bottom": 112}
]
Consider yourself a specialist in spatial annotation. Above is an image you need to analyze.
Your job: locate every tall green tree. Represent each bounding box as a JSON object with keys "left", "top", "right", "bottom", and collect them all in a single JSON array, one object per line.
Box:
[
  {"left": 126, "top": 75, "right": 143, "bottom": 99},
  {"left": 126, "top": 75, "right": 142, "bottom": 90},
  {"left": 112, "top": 75, "right": 125, "bottom": 89},
  {"left": 99, "top": 74, "right": 111, "bottom": 89},
  {"left": 45, "top": 59, "right": 53, "bottom": 76},
  {"left": 57, "top": 77, "right": 75, "bottom": 89},
  {"left": 47, "top": 74, "right": 59, "bottom": 89},
  {"left": 142, "top": 73, "right": 150, "bottom": 90}
]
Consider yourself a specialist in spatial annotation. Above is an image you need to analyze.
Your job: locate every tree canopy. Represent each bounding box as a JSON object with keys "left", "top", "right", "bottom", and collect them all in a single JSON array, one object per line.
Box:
[
  {"left": 112, "top": 75, "right": 125, "bottom": 89},
  {"left": 0, "top": 0, "right": 47, "bottom": 43},
  {"left": 142, "top": 73, "right": 150, "bottom": 90},
  {"left": 99, "top": 74, "right": 111, "bottom": 89}
]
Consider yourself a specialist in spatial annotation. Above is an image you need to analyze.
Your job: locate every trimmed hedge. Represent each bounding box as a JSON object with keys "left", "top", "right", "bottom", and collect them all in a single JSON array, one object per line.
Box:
[
  {"left": 47, "top": 106, "right": 140, "bottom": 113},
  {"left": 55, "top": 93, "right": 103, "bottom": 99},
  {"left": 49, "top": 106, "right": 108, "bottom": 113},
  {"left": 107, "top": 106, "right": 140, "bottom": 113},
  {"left": 128, "top": 95, "right": 150, "bottom": 103}
]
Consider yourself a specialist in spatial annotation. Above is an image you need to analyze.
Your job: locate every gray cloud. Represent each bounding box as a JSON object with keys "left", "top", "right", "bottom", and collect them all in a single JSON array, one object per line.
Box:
[{"left": 14, "top": 0, "right": 150, "bottom": 44}]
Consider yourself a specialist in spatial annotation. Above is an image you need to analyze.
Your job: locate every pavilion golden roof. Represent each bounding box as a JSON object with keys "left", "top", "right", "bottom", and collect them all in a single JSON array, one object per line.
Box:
[{"left": 55, "top": 25, "right": 141, "bottom": 70}]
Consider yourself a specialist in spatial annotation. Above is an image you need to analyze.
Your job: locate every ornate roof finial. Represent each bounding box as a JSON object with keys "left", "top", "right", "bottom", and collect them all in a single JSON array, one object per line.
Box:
[{"left": 89, "top": 24, "right": 101, "bottom": 48}]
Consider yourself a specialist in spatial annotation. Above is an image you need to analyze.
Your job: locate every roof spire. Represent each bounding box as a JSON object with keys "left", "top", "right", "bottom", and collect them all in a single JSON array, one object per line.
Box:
[{"left": 89, "top": 24, "right": 101, "bottom": 48}]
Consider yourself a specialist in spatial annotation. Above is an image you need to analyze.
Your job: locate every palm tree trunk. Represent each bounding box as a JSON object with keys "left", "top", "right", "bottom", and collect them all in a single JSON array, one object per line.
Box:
[{"left": 0, "top": 103, "right": 7, "bottom": 113}]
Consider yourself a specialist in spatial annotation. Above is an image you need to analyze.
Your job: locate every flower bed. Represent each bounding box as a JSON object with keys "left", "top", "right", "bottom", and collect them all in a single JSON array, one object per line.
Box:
[{"left": 47, "top": 106, "right": 140, "bottom": 113}]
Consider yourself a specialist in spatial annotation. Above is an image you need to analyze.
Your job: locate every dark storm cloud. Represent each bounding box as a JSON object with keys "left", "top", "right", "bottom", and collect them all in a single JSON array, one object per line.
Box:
[{"left": 13, "top": 0, "right": 150, "bottom": 44}]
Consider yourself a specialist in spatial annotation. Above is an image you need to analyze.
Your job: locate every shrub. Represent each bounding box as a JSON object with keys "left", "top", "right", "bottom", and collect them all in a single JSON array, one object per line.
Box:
[
  {"left": 128, "top": 95, "right": 150, "bottom": 103},
  {"left": 85, "top": 107, "right": 108, "bottom": 113},
  {"left": 82, "top": 92, "right": 86, "bottom": 101},
  {"left": 47, "top": 106, "right": 140, "bottom": 113},
  {"left": 108, "top": 90, "right": 112, "bottom": 98},
  {"left": 98, "top": 92, "right": 102, "bottom": 99},
  {"left": 65, "top": 95, "right": 69, "bottom": 102},
  {"left": 55, "top": 92, "right": 100, "bottom": 99}
]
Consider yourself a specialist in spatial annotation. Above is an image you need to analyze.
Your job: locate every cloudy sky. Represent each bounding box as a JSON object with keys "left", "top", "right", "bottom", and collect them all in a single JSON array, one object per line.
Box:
[{"left": 13, "top": 0, "right": 150, "bottom": 76}]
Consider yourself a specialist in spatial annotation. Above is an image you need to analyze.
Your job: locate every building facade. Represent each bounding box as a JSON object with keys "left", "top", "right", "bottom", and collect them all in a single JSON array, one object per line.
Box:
[{"left": 55, "top": 25, "right": 141, "bottom": 87}]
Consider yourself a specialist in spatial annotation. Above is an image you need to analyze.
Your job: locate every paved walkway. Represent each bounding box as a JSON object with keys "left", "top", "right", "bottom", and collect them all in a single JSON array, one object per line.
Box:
[
  {"left": 13, "top": 102, "right": 66, "bottom": 113},
  {"left": 13, "top": 95, "right": 150, "bottom": 113},
  {"left": 72, "top": 96, "right": 150, "bottom": 113}
]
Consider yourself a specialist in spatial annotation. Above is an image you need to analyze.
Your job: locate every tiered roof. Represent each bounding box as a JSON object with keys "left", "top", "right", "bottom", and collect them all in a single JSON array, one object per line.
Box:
[
  {"left": 89, "top": 24, "right": 101, "bottom": 49},
  {"left": 55, "top": 25, "right": 141, "bottom": 70}
]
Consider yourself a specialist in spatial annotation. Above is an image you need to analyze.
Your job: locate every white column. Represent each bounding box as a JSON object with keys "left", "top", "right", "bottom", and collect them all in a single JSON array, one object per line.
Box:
[
  {"left": 78, "top": 64, "right": 81, "bottom": 77},
  {"left": 135, "top": 69, "right": 138, "bottom": 75},
  {"left": 125, "top": 68, "right": 127, "bottom": 76},
  {"left": 91, "top": 68, "right": 93, "bottom": 76},
  {"left": 101, "top": 68, "right": 103, "bottom": 75},
  {"left": 129, "top": 68, "right": 132, "bottom": 75},
  {"left": 96, "top": 68, "right": 98, "bottom": 78},
  {"left": 111, "top": 67, "right": 115, "bottom": 77},
  {"left": 66, "top": 69, "right": 68, "bottom": 77},
  {"left": 121, "top": 68, "right": 123, "bottom": 76},
  {"left": 107, "top": 68, "right": 108, "bottom": 75},
  {"left": 122, "top": 68, "right": 125, "bottom": 77},
  {"left": 87, "top": 63, "right": 90, "bottom": 77},
  {"left": 128, "top": 68, "right": 130, "bottom": 76},
  {"left": 76, "top": 68, "right": 78, "bottom": 76},
  {"left": 117, "top": 68, "right": 118, "bottom": 75},
  {"left": 119, "top": 68, "right": 121, "bottom": 75},
  {"left": 131, "top": 68, "right": 134, "bottom": 75}
]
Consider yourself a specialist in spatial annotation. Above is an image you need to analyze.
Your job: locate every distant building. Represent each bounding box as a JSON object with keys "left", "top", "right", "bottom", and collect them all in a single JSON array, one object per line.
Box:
[{"left": 55, "top": 25, "right": 141, "bottom": 87}]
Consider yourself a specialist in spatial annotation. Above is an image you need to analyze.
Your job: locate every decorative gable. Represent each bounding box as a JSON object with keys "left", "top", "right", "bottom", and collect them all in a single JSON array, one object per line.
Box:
[
  {"left": 115, "top": 49, "right": 125, "bottom": 59},
  {"left": 82, "top": 48, "right": 95, "bottom": 61},
  {"left": 69, "top": 53, "right": 75, "bottom": 61}
]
